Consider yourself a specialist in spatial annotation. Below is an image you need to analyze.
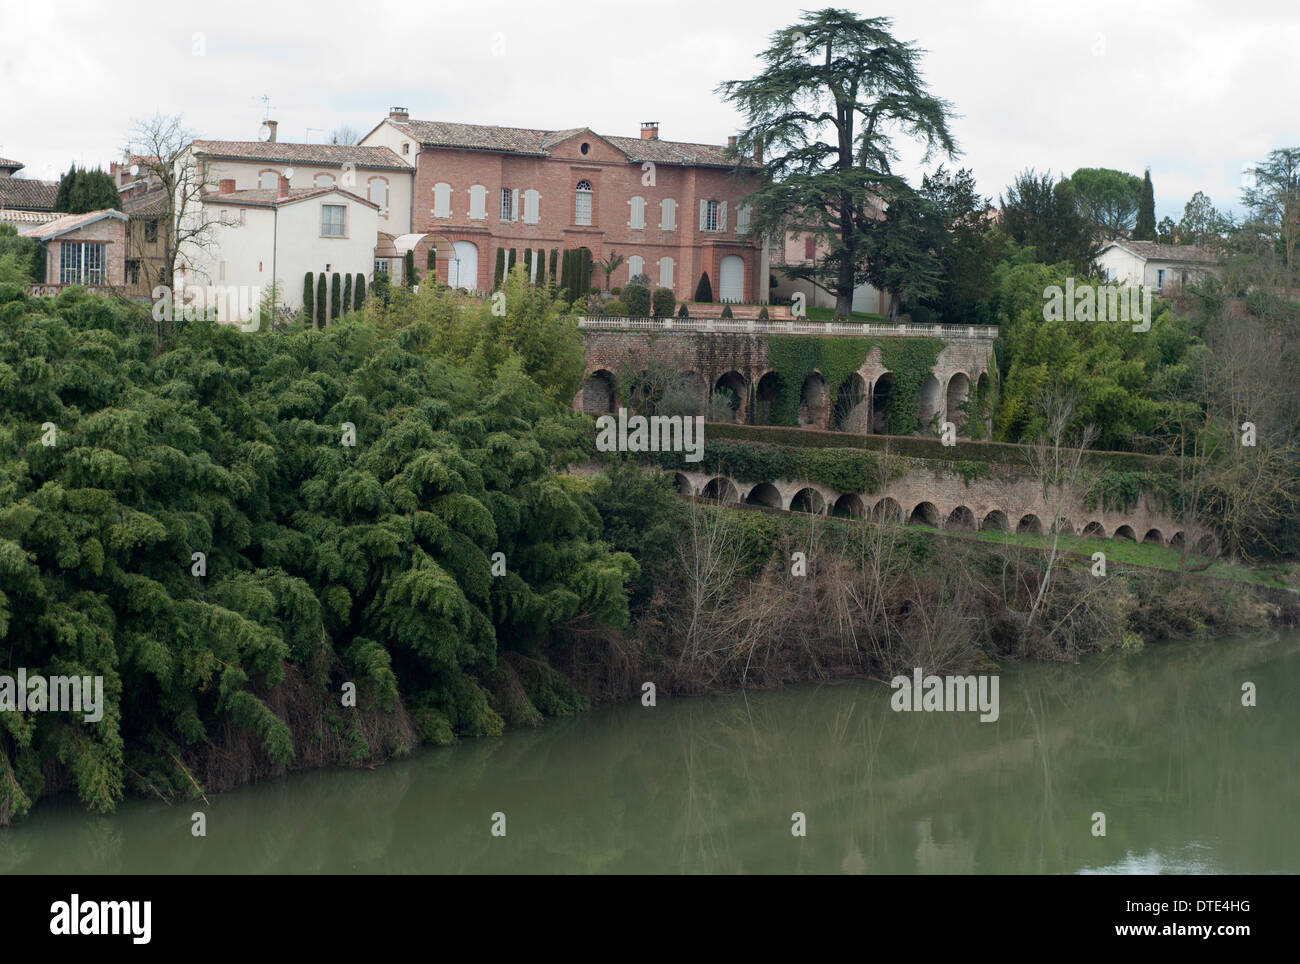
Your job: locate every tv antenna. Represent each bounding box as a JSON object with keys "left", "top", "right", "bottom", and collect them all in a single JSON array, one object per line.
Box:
[{"left": 256, "top": 94, "right": 276, "bottom": 121}]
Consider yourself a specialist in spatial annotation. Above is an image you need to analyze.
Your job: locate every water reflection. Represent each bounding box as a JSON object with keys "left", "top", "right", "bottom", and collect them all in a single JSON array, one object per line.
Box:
[{"left": 2, "top": 633, "right": 1296, "bottom": 874}]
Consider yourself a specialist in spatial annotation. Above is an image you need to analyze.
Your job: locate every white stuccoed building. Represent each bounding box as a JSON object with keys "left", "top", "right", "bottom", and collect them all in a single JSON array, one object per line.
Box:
[{"left": 1094, "top": 240, "right": 1221, "bottom": 293}]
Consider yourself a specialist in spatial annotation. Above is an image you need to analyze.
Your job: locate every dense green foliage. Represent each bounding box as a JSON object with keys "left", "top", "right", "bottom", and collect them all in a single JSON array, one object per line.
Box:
[
  {"left": 53, "top": 165, "right": 122, "bottom": 214},
  {"left": 0, "top": 225, "right": 43, "bottom": 284},
  {"left": 1135, "top": 170, "right": 1156, "bottom": 241},
  {"left": 302, "top": 273, "right": 314, "bottom": 321},
  {"left": 762, "top": 335, "right": 943, "bottom": 433},
  {"left": 639, "top": 438, "right": 884, "bottom": 494},
  {"left": 652, "top": 287, "right": 675, "bottom": 318},
  {"left": 623, "top": 282, "right": 650, "bottom": 316},
  {"left": 315, "top": 275, "right": 327, "bottom": 329},
  {"left": 0, "top": 284, "right": 635, "bottom": 819}
]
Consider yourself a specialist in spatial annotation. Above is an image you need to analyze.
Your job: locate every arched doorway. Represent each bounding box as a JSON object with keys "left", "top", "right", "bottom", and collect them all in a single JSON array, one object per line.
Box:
[
  {"left": 755, "top": 371, "right": 781, "bottom": 425},
  {"left": 719, "top": 254, "right": 744, "bottom": 302},
  {"left": 448, "top": 240, "right": 479, "bottom": 291},
  {"left": 790, "top": 488, "right": 825, "bottom": 514},
  {"left": 799, "top": 372, "right": 828, "bottom": 427},
  {"left": 945, "top": 372, "right": 970, "bottom": 435},
  {"left": 917, "top": 374, "right": 942, "bottom": 435},
  {"left": 871, "top": 373, "right": 893, "bottom": 433},
  {"left": 833, "top": 373, "right": 868, "bottom": 432},
  {"left": 581, "top": 370, "right": 616, "bottom": 414}
]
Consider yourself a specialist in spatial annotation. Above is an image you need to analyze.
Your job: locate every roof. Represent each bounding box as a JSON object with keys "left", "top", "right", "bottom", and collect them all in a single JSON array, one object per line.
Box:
[
  {"left": 388, "top": 118, "right": 755, "bottom": 168},
  {"left": 0, "top": 176, "right": 59, "bottom": 212},
  {"left": 204, "top": 185, "right": 380, "bottom": 210},
  {"left": 1100, "top": 239, "right": 1221, "bottom": 264},
  {"left": 0, "top": 209, "right": 60, "bottom": 225},
  {"left": 0, "top": 156, "right": 24, "bottom": 172},
  {"left": 123, "top": 186, "right": 171, "bottom": 218},
  {"left": 20, "top": 209, "right": 129, "bottom": 241},
  {"left": 191, "top": 140, "right": 410, "bottom": 171}
]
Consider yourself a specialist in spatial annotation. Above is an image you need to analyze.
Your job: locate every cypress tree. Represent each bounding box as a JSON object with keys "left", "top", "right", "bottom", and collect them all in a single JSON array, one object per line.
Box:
[
  {"left": 536, "top": 248, "right": 547, "bottom": 285},
  {"left": 303, "top": 272, "right": 314, "bottom": 320},
  {"left": 523, "top": 248, "right": 533, "bottom": 281},
  {"left": 53, "top": 164, "right": 75, "bottom": 212},
  {"left": 495, "top": 248, "right": 506, "bottom": 287},
  {"left": 316, "top": 274, "right": 327, "bottom": 328},
  {"left": 404, "top": 250, "right": 416, "bottom": 287},
  {"left": 331, "top": 273, "right": 342, "bottom": 320},
  {"left": 549, "top": 248, "right": 558, "bottom": 281},
  {"left": 695, "top": 272, "right": 713, "bottom": 303},
  {"left": 1134, "top": 169, "right": 1156, "bottom": 241},
  {"left": 354, "top": 274, "right": 366, "bottom": 309},
  {"left": 342, "top": 274, "right": 352, "bottom": 315}
]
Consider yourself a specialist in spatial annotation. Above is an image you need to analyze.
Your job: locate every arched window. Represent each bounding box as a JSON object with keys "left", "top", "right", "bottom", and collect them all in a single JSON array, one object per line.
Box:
[
  {"left": 313, "top": 172, "right": 336, "bottom": 188},
  {"left": 367, "top": 177, "right": 389, "bottom": 214},
  {"left": 574, "top": 180, "right": 592, "bottom": 226},
  {"left": 258, "top": 170, "right": 279, "bottom": 190},
  {"left": 628, "top": 196, "right": 646, "bottom": 229},
  {"left": 432, "top": 182, "right": 452, "bottom": 218},
  {"left": 660, "top": 198, "right": 676, "bottom": 230}
]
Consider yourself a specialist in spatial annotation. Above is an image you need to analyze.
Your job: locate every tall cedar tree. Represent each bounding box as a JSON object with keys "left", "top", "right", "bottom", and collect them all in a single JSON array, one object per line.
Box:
[
  {"left": 719, "top": 10, "right": 957, "bottom": 317},
  {"left": 999, "top": 170, "right": 1099, "bottom": 274},
  {"left": 1134, "top": 169, "right": 1157, "bottom": 241}
]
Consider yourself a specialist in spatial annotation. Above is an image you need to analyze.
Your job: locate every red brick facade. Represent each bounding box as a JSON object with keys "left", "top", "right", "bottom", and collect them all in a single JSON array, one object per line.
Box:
[
  {"left": 24, "top": 211, "right": 128, "bottom": 289},
  {"left": 405, "top": 129, "right": 763, "bottom": 301}
]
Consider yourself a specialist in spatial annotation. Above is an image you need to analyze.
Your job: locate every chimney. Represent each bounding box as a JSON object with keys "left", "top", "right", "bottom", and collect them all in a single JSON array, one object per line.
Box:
[
  {"left": 640, "top": 121, "right": 659, "bottom": 140},
  {"left": 278, "top": 175, "right": 290, "bottom": 199},
  {"left": 727, "top": 135, "right": 737, "bottom": 150},
  {"left": 266, "top": 120, "right": 278, "bottom": 143},
  {"left": 390, "top": 107, "right": 410, "bottom": 122},
  {"left": 219, "top": 178, "right": 236, "bottom": 194}
]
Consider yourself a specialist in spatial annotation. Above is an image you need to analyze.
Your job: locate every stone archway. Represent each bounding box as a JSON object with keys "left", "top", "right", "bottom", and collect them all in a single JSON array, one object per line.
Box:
[
  {"left": 833, "top": 373, "right": 868, "bottom": 432},
  {"left": 980, "top": 510, "right": 1009, "bottom": 532},
  {"left": 945, "top": 372, "right": 970, "bottom": 435},
  {"left": 712, "top": 371, "right": 747, "bottom": 423},
  {"left": 798, "top": 372, "right": 829, "bottom": 428},
  {"left": 871, "top": 372, "right": 894, "bottom": 434},
  {"left": 917, "top": 374, "right": 942, "bottom": 435},
  {"left": 790, "top": 488, "right": 826, "bottom": 514},
  {"left": 581, "top": 370, "right": 616, "bottom": 414},
  {"left": 746, "top": 483, "right": 782, "bottom": 508}
]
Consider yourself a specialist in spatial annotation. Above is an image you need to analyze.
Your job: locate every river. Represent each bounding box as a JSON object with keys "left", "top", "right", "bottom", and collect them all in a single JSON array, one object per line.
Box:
[{"left": 2, "top": 631, "right": 1296, "bottom": 874}]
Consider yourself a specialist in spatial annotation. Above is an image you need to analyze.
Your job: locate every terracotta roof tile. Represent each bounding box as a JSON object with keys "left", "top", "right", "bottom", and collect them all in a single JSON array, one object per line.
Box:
[
  {"left": 393, "top": 119, "right": 756, "bottom": 168},
  {"left": 1104, "top": 239, "right": 1221, "bottom": 263},
  {"left": 20, "top": 209, "right": 128, "bottom": 240},
  {"left": 0, "top": 176, "right": 59, "bottom": 211},
  {"left": 206, "top": 185, "right": 379, "bottom": 209},
  {"left": 191, "top": 140, "right": 409, "bottom": 171}
]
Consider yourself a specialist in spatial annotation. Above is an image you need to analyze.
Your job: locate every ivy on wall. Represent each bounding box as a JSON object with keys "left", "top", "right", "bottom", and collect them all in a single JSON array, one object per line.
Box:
[
  {"left": 638, "top": 439, "right": 885, "bottom": 494},
  {"left": 762, "top": 336, "right": 944, "bottom": 434}
]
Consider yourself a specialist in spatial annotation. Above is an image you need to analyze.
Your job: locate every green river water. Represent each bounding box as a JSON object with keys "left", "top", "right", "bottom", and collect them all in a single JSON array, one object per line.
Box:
[{"left": 2, "top": 631, "right": 1296, "bottom": 874}]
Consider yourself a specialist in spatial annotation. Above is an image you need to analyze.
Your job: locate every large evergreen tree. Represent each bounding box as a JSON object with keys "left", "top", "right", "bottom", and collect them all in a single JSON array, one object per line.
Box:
[
  {"left": 53, "top": 166, "right": 122, "bottom": 214},
  {"left": 719, "top": 10, "right": 957, "bottom": 317},
  {"left": 999, "top": 170, "right": 1098, "bottom": 274}
]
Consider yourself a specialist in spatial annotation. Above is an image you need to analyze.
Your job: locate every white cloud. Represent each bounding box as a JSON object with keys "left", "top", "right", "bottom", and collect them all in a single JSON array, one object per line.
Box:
[{"left": 1, "top": 0, "right": 1295, "bottom": 220}]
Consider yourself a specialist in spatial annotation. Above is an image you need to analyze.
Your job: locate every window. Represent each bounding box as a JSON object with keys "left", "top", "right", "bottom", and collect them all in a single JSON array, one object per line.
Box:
[
  {"left": 126, "top": 260, "right": 140, "bottom": 285},
  {"left": 659, "top": 257, "right": 674, "bottom": 289},
  {"left": 468, "top": 184, "right": 487, "bottom": 220},
  {"left": 220, "top": 209, "right": 230, "bottom": 225},
  {"left": 259, "top": 170, "right": 278, "bottom": 190},
  {"left": 580, "top": 142, "right": 590, "bottom": 155},
  {"left": 367, "top": 177, "right": 389, "bottom": 214},
  {"left": 401, "top": 142, "right": 410, "bottom": 155},
  {"left": 144, "top": 219, "right": 158, "bottom": 243},
  {"left": 59, "top": 241, "right": 106, "bottom": 285},
  {"left": 500, "top": 188, "right": 514, "bottom": 221},
  {"left": 432, "top": 182, "right": 452, "bottom": 218},
  {"left": 523, "top": 189, "right": 540, "bottom": 225},
  {"left": 700, "top": 199, "right": 725, "bottom": 232},
  {"left": 660, "top": 198, "right": 676, "bottom": 230},
  {"left": 1156, "top": 268, "right": 1166, "bottom": 290},
  {"left": 575, "top": 180, "right": 592, "bottom": 225},
  {"left": 321, "top": 204, "right": 347, "bottom": 237},
  {"left": 627, "top": 255, "right": 644, "bottom": 282},
  {"left": 804, "top": 235, "right": 815, "bottom": 260},
  {"left": 374, "top": 259, "right": 390, "bottom": 275},
  {"left": 314, "top": 173, "right": 336, "bottom": 188},
  {"left": 628, "top": 196, "right": 646, "bottom": 229}
]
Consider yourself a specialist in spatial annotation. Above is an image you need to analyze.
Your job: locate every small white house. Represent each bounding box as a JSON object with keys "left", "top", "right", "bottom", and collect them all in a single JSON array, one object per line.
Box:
[
  {"left": 1095, "top": 240, "right": 1221, "bottom": 293},
  {"left": 176, "top": 182, "right": 379, "bottom": 324}
]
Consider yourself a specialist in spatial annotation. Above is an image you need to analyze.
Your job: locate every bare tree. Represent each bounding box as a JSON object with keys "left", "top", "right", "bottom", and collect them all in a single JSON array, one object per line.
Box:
[
  {"left": 124, "top": 113, "right": 223, "bottom": 297},
  {"left": 330, "top": 125, "right": 361, "bottom": 146},
  {"left": 1024, "top": 386, "right": 1096, "bottom": 628}
]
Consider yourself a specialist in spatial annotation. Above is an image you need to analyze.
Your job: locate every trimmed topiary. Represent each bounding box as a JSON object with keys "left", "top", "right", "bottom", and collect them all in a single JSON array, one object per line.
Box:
[
  {"left": 331, "top": 273, "right": 342, "bottom": 320},
  {"left": 302, "top": 272, "right": 314, "bottom": 320},
  {"left": 652, "top": 286, "right": 675, "bottom": 318},
  {"left": 342, "top": 274, "right": 352, "bottom": 315},
  {"left": 695, "top": 271, "right": 713, "bottom": 302},
  {"left": 404, "top": 250, "right": 416, "bottom": 287},
  {"left": 354, "top": 274, "right": 365, "bottom": 309},
  {"left": 624, "top": 282, "right": 651, "bottom": 316},
  {"left": 603, "top": 299, "right": 629, "bottom": 316},
  {"left": 316, "top": 274, "right": 327, "bottom": 328},
  {"left": 758, "top": 306, "right": 769, "bottom": 320},
  {"left": 677, "top": 302, "right": 689, "bottom": 318},
  {"left": 720, "top": 304, "right": 733, "bottom": 319}
]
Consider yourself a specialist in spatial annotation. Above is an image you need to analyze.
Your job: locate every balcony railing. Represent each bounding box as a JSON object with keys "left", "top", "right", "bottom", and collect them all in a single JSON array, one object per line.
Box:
[{"left": 576, "top": 315, "right": 999, "bottom": 340}]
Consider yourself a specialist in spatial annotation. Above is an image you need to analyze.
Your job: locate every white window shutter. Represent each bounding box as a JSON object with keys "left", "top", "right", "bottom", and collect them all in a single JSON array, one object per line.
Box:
[
  {"left": 720, "top": 201, "right": 727, "bottom": 232},
  {"left": 512, "top": 188, "right": 519, "bottom": 221},
  {"left": 628, "top": 198, "right": 633, "bottom": 228},
  {"left": 699, "top": 199, "right": 707, "bottom": 231}
]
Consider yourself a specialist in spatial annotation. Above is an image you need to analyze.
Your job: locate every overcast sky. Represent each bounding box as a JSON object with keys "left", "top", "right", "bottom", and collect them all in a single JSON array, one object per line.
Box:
[{"left": 2, "top": 0, "right": 1296, "bottom": 220}]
